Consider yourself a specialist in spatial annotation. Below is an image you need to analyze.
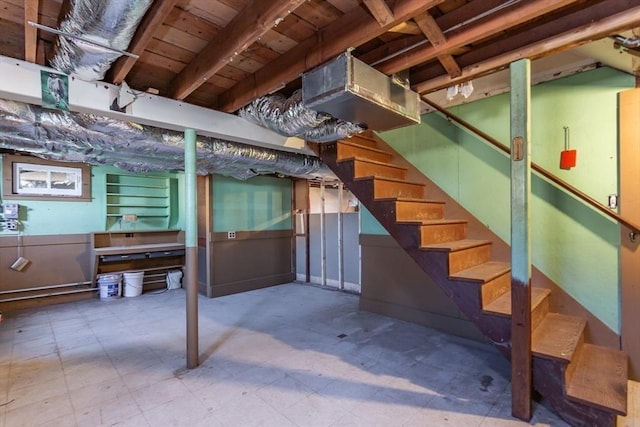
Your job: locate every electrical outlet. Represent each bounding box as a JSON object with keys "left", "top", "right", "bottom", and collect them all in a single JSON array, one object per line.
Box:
[
  {"left": 227, "top": 231, "right": 236, "bottom": 239},
  {"left": 608, "top": 194, "right": 618, "bottom": 209}
]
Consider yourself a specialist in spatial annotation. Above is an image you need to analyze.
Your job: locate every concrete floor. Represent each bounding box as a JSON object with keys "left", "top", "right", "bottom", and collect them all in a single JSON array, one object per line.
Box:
[{"left": 0, "top": 282, "right": 568, "bottom": 427}]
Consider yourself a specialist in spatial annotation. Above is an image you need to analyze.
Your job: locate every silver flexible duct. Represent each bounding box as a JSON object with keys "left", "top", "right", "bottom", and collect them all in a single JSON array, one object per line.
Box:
[
  {"left": 239, "top": 90, "right": 366, "bottom": 142},
  {"left": 0, "top": 99, "right": 331, "bottom": 180},
  {"left": 50, "top": 0, "right": 153, "bottom": 81}
]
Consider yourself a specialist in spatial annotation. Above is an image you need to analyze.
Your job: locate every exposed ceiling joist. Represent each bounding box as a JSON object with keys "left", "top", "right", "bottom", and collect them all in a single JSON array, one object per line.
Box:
[
  {"left": 3, "top": 0, "right": 638, "bottom": 124},
  {"left": 55, "top": 0, "right": 71, "bottom": 24},
  {"left": 377, "top": 0, "right": 582, "bottom": 75},
  {"left": 413, "top": 3, "right": 640, "bottom": 94},
  {"left": 168, "top": 0, "right": 306, "bottom": 100},
  {"left": 217, "top": 0, "right": 445, "bottom": 112},
  {"left": 23, "top": 0, "right": 39, "bottom": 63},
  {"left": 388, "top": 21, "right": 421, "bottom": 35},
  {"left": 412, "top": 0, "right": 640, "bottom": 88},
  {"left": 362, "top": 0, "right": 394, "bottom": 26},
  {"left": 107, "top": 0, "right": 179, "bottom": 85},
  {"left": 414, "top": 12, "right": 461, "bottom": 78}
]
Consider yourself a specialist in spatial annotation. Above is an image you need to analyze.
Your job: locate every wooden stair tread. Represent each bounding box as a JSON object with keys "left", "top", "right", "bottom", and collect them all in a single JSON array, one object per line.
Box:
[
  {"left": 337, "top": 156, "right": 407, "bottom": 170},
  {"left": 397, "top": 219, "right": 467, "bottom": 225},
  {"left": 357, "top": 176, "right": 425, "bottom": 186},
  {"left": 617, "top": 380, "right": 640, "bottom": 426},
  {"left": 376, "top": 197, "right": 445, "bottom": 204},
  {"left": 338, "top": 140, "right": 390, "bottom": 155},
  {"left": 421, "top": 239, "right": 492, "bottom": 252},
  {"left": 483, "top": 286, "right": 550, "bottom": 316},
  {"left": 450, "top": 261, "right": 510, "bottom": 283},
  {"left": 532, "top": 313, "right": 586, "bottom": 362},
  {"left": 340, "top": 134, "right": 378, "bottom": 147},
  {"left": 566, "top": 343, "right": 628, "bottom": 415}
]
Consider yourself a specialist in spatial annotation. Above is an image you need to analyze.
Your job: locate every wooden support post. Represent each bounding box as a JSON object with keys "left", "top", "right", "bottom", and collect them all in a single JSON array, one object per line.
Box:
[
  {"left": 184, "top": 128, "right": 199, "bottom": 369},
  {"left": 619, "top": 88, "right": 640, "bottom": 380},
  {"left": 510, "top": 59, "right": 532, "bottom": 421}
]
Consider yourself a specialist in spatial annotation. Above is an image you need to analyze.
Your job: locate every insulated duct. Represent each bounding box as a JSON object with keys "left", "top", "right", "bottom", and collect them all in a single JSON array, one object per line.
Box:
[
  {"left": 0, "top": 99, "right": 331, "bottom": 180},
  {"left": 50, "top": 0, "right": 153, "bottom": 81},
  {"left": 239, "top": 90, "right": 366, "bottom": 143}
]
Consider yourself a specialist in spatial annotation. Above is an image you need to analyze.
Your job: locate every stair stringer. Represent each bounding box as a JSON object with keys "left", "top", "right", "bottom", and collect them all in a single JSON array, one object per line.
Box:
[
  {"left": 533, "top": 357, "right": 617, "bottom": 427},
  {"left": 314, "top": 139, "right": 622, "bottom": 427},
  {"left": 320, "top": 144, "right": 514, "bottom": 349}
]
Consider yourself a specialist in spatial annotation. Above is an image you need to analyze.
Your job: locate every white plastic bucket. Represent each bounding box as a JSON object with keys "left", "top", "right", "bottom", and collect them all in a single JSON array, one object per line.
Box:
[
  {"left": 123, "top": 271, "right": 144, "bottom": 297},
  {"left": 98, "top": 274, "right": 121, "bottom": 300}
]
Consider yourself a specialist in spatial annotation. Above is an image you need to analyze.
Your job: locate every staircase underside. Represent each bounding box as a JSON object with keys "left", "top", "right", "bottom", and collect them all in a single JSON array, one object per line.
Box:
[{"left": 313, "top": 133, "right": 629, "bottom": 427}]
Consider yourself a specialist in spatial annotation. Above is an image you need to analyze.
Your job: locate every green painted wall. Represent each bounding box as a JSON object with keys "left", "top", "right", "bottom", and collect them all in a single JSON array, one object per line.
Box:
[
  {"left": 1, "top": 156, "right": 292, "bottom": 236},
  {"left": 212, "top": 175, "right": 292, "bottom": 232},
  {"left": 366, "top": 67, "right": 634, "bottom": 333},
  {"left": 0, "top": 159, "right": 185, "bottom": 235}
]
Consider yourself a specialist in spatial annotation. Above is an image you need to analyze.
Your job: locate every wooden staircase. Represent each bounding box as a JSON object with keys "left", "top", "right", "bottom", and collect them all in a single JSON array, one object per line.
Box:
[{"left": 313, "top": 132, "right": 630, "bottom": 427}]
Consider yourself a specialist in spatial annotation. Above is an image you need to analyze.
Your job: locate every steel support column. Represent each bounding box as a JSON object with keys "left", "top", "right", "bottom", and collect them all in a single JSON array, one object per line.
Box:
[
  {"left": 184, "top": 128, "right": 199, "bottom": 369},
  {"left": 510, "top": 59, "right": 532, "bottom": 420}
]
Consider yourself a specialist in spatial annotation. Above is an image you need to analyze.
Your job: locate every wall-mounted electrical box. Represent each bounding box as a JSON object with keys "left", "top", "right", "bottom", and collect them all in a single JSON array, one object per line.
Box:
[{"left": 3, "top": 203, "right": 19, "bottom": 219}]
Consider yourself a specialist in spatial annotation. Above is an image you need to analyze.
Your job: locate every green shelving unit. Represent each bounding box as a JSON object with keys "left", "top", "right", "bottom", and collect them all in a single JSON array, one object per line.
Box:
[{"left": 105, "top": 173, "right": 173, "bottom": 230}]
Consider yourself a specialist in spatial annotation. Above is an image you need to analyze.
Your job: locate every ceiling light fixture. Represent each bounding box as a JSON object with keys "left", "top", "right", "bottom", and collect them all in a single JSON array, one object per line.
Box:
[{"left": 446, "top": 81, "right": 474, "bottom": 101}]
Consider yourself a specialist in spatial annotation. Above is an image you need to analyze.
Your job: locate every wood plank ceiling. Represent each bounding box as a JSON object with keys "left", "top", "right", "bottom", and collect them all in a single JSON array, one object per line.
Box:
[{"left": 1, "top": 0, "right": 639, "bottom": 114}]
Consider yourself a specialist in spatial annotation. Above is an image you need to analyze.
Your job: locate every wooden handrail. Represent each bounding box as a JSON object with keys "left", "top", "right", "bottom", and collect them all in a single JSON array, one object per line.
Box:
[{"left": 422, "top": 97, "right": 640, "bottom": 235}]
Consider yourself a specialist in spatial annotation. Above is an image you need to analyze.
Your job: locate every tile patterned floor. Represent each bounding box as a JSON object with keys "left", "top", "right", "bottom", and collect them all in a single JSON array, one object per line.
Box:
[{"left": 0, "top": 283, "right": 568, "bottom": 426}]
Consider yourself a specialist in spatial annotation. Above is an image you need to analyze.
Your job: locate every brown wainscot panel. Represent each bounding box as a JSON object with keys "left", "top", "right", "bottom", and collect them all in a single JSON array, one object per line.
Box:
[
  {"left": 360, "top": 234, "right": 485, "bottom": 341},
  {"left": 210, "top": 230, "right": 294, "bottom": 297},
  {"left": 0, "top": 233, "right": 91, "bottom": 291}
]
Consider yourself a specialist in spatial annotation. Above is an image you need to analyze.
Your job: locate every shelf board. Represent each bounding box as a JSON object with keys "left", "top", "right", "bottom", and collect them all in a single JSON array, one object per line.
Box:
[
  {"left": 106, "top": 214, "right": 169, "bottom": 218},
  {"left": 106, "top": 183, "right": 168, "bottom": 189},
  {"left": 106, "top": 193, "right": 168, "bottom": 198},
  {"left": 107, "top": 204, "right": 169, "bottom": 208}
]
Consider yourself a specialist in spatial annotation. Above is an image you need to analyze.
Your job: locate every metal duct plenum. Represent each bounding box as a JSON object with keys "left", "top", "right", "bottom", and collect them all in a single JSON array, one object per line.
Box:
[
  {"left": 0, "top": 99, "right": 331, "bottom": 180},
  {"left": 239, "top": 90, "right": 366, "bottom": 142},
  {"left": 50, "top": 0, "right": 153, "bottom": 81}
]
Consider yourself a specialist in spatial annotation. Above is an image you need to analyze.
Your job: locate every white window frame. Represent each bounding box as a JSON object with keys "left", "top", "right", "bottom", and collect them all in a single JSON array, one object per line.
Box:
[{"left": 13, "top": 162, "right": 83, "bottom": 197}]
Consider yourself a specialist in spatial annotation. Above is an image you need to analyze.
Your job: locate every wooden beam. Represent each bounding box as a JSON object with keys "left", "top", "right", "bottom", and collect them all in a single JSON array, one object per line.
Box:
[
  {"left": 218, "top": 0, "right": 445, "bottom": 112},
  {"left": 411, "top": 0, "right": 640, "bottom": 87},
  {"left": 413, "top": 2, "right": 640, "bottom": 94},
  {"left": 36, "top": 39, "right": 45, "bottom": 65},
  {"left": 362, "top": 0, "right": 394, "bottom": 26},
  {"left": 357, "top": 34, "right": 425, "bottom": 65},
  {"left": 107, "top": 0, "right": 179, "bottom": 85},
  {"left": 377, "top": 0, "right": 582, "bottom": 75},
  {"left": 56, "top": 0, "right": 72, "bottom": 23},
  {"left": 388, "top": 21, "right": 421, "bottom": 35},
  {"left": 413, "top": 12, "right": 461, "bottom": 77},
  {"left": 45, "top": 0, "right": 72, "bottom": 65},
  {"left": 168, "top": 0, "right": 306, "bottom": 100},
  {"left": 510, "top": 58, "right": 532, "bottom": 422},
  {"left": 24, "top": 0, "right": 39, "bottom": 63}
]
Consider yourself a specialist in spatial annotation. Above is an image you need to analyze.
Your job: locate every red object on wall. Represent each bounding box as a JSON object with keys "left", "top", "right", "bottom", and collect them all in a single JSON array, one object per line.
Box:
[{"left": 560, "top": 149, "right": 577, "bottom": 169}]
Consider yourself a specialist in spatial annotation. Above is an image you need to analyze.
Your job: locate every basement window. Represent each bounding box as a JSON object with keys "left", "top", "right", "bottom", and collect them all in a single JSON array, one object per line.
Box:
[{"left": 2, "top": 155, "right": 91, "bottom": 201}]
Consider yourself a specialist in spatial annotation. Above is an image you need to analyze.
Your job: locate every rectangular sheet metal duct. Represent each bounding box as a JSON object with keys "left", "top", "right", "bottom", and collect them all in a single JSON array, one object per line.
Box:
[{"left": 302, "top": 51, "right": 420, "bottom": 131}]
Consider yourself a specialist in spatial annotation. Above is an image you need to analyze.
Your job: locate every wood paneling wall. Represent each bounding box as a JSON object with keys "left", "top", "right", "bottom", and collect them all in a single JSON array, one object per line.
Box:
[
  {"left": 360, "top": 234, "right": 485, "bottom": 341},
  {"left": 359, "top": 233, "right": 621, "bottom": 349},
  {"left": 0, "top": 234, "right": 91, "bottom": 290},
  {"left": 209, "top": 230, "right": 294, "bottom": 297},
  {"left": 0, "top": 233, "right": 92, "bottom": 310}
]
